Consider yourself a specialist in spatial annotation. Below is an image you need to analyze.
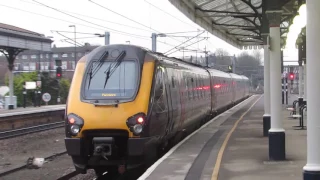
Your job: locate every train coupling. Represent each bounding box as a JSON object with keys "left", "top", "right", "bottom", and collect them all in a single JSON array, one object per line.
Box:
[{"left": 92, "top": 137, "right": 114, "bottom": 157}]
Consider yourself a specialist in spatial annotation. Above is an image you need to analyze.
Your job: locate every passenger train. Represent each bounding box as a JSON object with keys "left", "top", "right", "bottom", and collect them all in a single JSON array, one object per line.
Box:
[{"left": 64, "top": 44, "right": 250, "bottom": 177}]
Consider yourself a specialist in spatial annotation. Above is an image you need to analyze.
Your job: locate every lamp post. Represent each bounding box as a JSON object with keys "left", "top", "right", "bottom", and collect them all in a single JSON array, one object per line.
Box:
[{"left": 69, "top": 25, "right": 76, "bottom": 69}]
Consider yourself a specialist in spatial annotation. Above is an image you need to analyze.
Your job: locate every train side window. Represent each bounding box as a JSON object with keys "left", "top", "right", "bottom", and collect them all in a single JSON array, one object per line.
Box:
[
  {"left": 191, "top": 76, "right": 195, "bottom": 100},
  {"left": 197, "top": 75, "right": 201, "bottom": 99},
  {"left": 195, "top": 75, "right": 199, "bottom": 99},
  {"left": 187, "top": 76, "right": 192, "bottom": 100},
  {"left": 184, "top": 76, "right": 188, "bottom": 100},
  {"left": 171, "top": 76, "right": 175, "bottom": 88},
  {"left": 194, "top": 76, "right": 198, "bottom": 100},
  {"left": 202, "top": 76, "right": 205, "bottom": 98},
  {"left": 200, "top": 75, "right": 203, "bottom": 99}
]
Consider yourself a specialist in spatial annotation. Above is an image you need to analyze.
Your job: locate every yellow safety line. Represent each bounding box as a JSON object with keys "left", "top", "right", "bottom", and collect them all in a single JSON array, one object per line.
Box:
[{"left": 211, "top": 95, "right": 262, "bottom": 180}]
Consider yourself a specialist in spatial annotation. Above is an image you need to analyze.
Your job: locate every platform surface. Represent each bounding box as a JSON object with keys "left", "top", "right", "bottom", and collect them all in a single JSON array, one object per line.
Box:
[
  {"left": 138, "top": 94, "right": 306, "bottom": 180},
  {"left": 0, "top": 104, "right": 65, "bottom": 117}
]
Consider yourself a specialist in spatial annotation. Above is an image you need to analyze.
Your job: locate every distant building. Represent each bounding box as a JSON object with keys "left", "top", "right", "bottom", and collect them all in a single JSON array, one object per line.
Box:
[{"left": 0, "top": 43, "right": 99, "bottom": 84}]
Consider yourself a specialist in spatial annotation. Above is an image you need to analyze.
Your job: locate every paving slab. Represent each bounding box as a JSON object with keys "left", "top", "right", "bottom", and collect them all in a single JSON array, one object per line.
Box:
[{"left": 139, "top": 94, "right": 307, "bottom": 180}]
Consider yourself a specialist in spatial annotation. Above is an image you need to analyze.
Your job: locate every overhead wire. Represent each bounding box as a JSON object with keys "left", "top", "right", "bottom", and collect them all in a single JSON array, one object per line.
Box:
[
  {"left": 166, "top": 37, "right": 208, "bottom": 55},
  {"left": 144, "top": 0, "right": 200, "bottom": 30},
  {"left": 11, "top": 0, "right": 180, "bottom": 49},
  {"left": 54, "top": 31, "right": 85, "bottom": 47},
  {"left": 18, "top": 0, "right": 191, "bottom": 50},
  {"left": 62, "top": 39, "right": 84, "bottom": 47},
  {"left": 50, "top": 30, "right": 103, "bottom": 36},
  {"left": 5, "top": 0, "right": 209, "bottom": 53},
  {"left": 59, "top": 36, "right": 105, "bottom": 41},
  {"left": 144, "top": 0, "right": 218, "bottom": 53},
  {"left": 18, "top": 0, "right": 153, "bottom": 33},
  {"left": 18, "top": 0, "right": 206, "bottom": 52},
  {"left": 164, "top": 31, "right": 205, "bottom": 54},
  {"left": 0, "top": 4, "right": 150, "bottom": 41},
  {"left": 31, "top": 0, "right": 150, "bottom": 39},
  {"left": 88, "top": 0, "right": 201, "bottom": 50}
]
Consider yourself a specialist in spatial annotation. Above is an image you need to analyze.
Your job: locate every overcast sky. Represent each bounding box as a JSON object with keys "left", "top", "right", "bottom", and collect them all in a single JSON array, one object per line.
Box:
[{"left": 0, "top": 0, "right": 298, "bottom": 65}]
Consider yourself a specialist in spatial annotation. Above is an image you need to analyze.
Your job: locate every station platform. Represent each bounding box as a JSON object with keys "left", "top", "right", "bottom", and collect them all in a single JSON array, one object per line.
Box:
[
  {"left": 0, "top": 105, "right": 65, "bottom": 117},
  {"left": 138, "top": 94, "right": 306, "bottom": 180}
]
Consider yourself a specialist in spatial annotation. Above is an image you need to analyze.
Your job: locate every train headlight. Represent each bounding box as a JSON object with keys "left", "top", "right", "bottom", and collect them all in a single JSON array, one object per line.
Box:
[
  {"left": 67, "top": 113, "right": 84, "bottom": 136},
  {"left": 126, "top": 113, "right": 146, "bottom": 136},
  {"left": 133, "top": 124, "right": 143, "bottom": 134},
  {"left": 70, "top": 124, "right": 80, "bottom": 134}
]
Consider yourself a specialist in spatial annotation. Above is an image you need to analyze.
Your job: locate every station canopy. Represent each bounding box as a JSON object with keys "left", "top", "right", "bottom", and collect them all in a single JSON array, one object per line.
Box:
[
  {"left": 169, "top": 0, "right": 296, "bottom": 49},
  {"left": 0, "top": 23, "right": 52, "bottom": 52}
]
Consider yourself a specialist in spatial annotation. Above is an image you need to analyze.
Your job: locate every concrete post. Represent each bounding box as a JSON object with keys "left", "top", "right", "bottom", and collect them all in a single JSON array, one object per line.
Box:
[
  {"left": 9, "top": 70, "right": 14, "bottom": 108},
  {"left": 303, "top": 62, "right": 307, "bottom": 101},
  {"left": 263, "top": 34, "right": 271, "bottom": 137},
  {"left": 303, "top": 0, "right": 320, "bottom": 178},
  {"left": 152, "top": 33, "right": 157, "bottom": 52},
  {"left": 266, "top": 10, "right": 285, "bottom": 161},
  {"left": 105, "top": 32, "right": 110, "bottom": 45}
]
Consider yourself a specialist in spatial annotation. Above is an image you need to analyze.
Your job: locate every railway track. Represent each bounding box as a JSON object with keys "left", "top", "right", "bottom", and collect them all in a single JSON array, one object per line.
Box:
[
  {"left": 0, "top": 151, "right": 67, "bottom": 178},
  {"left": 0, "top": 121, "right": 65, "bottom": 140},
  {"left": 57, "top": 170, "right": 80, "bottom": 180}
]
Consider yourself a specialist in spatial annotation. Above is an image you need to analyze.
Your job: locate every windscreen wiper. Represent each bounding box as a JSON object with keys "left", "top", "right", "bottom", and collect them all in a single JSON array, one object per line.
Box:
[
  {"left": 103, "top": 51, "right": 126, "bottom": 89},
  {"left": 87, "top": 51, "right": 109, "bottom": 89}
]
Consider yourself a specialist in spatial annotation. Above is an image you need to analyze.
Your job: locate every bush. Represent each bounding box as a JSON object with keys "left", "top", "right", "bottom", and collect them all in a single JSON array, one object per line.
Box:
[{"left": 5, "top": 72, "right": 70, "bottom": 107}]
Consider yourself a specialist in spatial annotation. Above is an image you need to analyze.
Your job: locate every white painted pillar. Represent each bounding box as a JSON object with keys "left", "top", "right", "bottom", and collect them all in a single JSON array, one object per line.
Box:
[
  {"left": 263, "top": 35, "right": 271, "bottom": 137},
  {"left": 303, "top": 63, "right": 307, "bottom": 101},
  {"left": 269, "top": 22, "right": 282, "bottom": 132},
  {"left": 266, "top": 11, "right": 285, "bottom": 160},
  {"left": 303, "top": 1, "right": 320, "bottom": 178}
]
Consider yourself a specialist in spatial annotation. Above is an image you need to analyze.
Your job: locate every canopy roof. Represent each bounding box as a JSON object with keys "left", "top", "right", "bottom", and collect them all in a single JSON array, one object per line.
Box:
[{"left": 169, "top": 0, "right": 297, "bottom": 49}]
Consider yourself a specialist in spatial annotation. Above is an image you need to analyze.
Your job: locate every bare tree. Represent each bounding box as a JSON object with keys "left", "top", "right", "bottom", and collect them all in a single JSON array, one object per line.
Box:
[
  {"left": 252, "top": 50, "right": 262, "bottom": 63},
  {"left": 215, "top": 48, "right": 230, "bottom": 57},
  {"left": 236, "top": 51, "right": 262, "bottom": 88}
]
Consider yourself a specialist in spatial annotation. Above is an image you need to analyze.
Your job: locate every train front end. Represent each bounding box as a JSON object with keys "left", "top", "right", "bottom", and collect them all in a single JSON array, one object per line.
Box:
[{"left": 64, "top": 45, "right": 155, "bottom": 175}]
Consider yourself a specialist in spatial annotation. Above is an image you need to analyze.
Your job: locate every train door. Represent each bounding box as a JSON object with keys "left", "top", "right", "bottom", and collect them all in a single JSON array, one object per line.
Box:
[
  {"left": 232, "top": 77, "right": 235, "bottom": 103},
  {"left": 169, "top": 69, "right": 181, "bottom": 132},
  {"left": 149, "top": 66, "right": 170, "bottom": 136},
  {"left": 163, "top": 67, "right": 175, "bottom": 136}
]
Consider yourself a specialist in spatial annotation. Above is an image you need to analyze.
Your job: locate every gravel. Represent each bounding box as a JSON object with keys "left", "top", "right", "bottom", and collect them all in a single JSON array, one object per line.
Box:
[
  {"left": 0, "top": 153, "right": 96, "bottom": 180},
  {"left": 0, "top": 128, "right": 66, "bottom": 173}
]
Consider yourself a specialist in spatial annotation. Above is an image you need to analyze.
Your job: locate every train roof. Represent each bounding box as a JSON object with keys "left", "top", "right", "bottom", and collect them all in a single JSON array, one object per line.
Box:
[
  {"left": 94, "top": 44, "right": 250, "bottom": 80},
  {"left": 206, "top": 68, "right": 232, "bottom": 78},
  {"left": 230, "top": 73, "right": 247, "bottom": 80}
]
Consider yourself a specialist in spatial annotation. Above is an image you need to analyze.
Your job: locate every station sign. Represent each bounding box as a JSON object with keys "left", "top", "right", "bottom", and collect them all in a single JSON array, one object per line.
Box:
[
  {"left": 25, "top": 82, "right": 36, "bottom": 90},
  {"left": 42, "top": 93, "right": 51, "bottom": 102}
]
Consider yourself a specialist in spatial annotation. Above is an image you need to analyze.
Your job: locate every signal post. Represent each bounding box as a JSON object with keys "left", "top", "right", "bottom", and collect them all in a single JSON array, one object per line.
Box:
[{"left": 55, "top": 59, "right": 62, "bottom": 104}]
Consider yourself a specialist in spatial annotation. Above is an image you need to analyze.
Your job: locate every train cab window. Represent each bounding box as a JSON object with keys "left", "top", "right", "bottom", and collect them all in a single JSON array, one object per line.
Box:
[{"left": 83, "top": 60, "right": 138, "bottom": 100}]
